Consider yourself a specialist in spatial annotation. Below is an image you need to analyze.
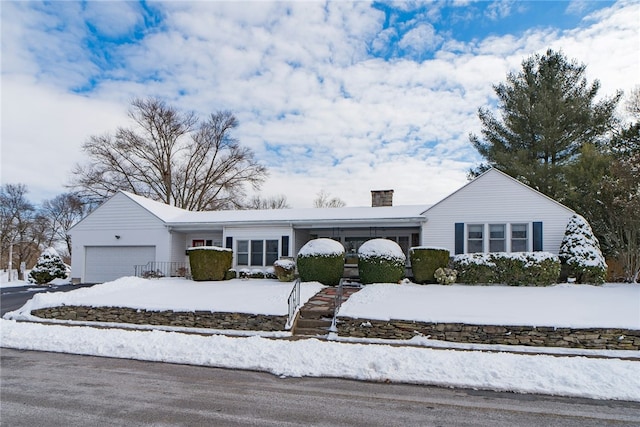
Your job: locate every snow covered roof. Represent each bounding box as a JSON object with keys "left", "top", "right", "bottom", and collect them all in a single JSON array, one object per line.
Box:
[
  {"left": 169, "top": 204, "right": 430, "bottom": 227},
  {"left": 117, "top": 190, "right": 429, "bottom": 229},
  {"left": 119, "top": 191, "right": 190, "bottom": 222}
]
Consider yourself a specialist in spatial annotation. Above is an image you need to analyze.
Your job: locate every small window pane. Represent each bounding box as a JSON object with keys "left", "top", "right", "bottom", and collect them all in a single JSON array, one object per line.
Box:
[
  {"left": 511, "top": 224, "right": 528, "bottom": 252},
  {"left": 467, "top": 225, "right": 483, "bottom": 253},
  {"left": 237, "top": 240, "right": 248, "bottom": 266},
  {"left": 489, "top": 224, "right": 505, "bottom": 252},
  {"left": 251, "top": 240, "right": 263, "bottom": 266},
  {"left": 265, "top": 240, "right": 279, "bottom": 265}
]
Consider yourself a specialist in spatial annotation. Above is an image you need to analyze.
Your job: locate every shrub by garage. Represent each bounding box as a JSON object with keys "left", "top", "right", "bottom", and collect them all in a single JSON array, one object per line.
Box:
[
  {"left": 409, "top": 247, "right": 450, "bottom": 284},
  {"left": 187, "top": 246, "right": 233, "bottom": 281},
  {"left": 297, "top": 238, "right": 345, "bottom": 286},
  {"left": 453, "top": 252, "right": 560, "bottom": 286},
  {"left": 358, "top": 239, "right": 406, "bottom": 285}
]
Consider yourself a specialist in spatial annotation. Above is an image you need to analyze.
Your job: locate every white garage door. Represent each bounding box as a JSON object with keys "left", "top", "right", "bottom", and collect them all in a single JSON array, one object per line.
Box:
[{"left": 85, "top": 246, "right": 155, "bottom": 283}]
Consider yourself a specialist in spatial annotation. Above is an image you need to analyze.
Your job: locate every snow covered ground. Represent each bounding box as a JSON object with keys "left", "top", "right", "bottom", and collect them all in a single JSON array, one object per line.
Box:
[{"left": 2, "top": 277, "right": 640, "bottom": 401}]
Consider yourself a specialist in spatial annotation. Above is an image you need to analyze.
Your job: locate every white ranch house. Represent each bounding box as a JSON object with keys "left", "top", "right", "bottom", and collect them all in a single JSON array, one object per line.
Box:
[{"left": 69, "top": 169, "right": 575, "bottom": 283}]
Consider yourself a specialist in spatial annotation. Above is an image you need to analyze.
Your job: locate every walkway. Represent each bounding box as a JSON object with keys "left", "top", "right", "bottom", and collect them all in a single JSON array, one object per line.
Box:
[{"left": 293, "top": 285, "right": 362, "bottom": 337}]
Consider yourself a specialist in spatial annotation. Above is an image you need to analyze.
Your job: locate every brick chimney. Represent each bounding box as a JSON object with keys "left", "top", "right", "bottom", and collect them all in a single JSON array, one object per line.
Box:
[{"left": 371, "top": 190, "right": 394, "bottom": 207}]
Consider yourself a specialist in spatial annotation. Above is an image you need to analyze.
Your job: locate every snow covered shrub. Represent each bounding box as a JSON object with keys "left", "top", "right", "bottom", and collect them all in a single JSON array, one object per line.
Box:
[
  {"left": 358, "top": 239, "right": 406, "bottom": 285},
  {"left": 297, "top": 238, "right": 345, "bottom": 286},
  {"left": 559, "top": 215, "right": 607, "bottom": 284},
  {"left": 249, "top": 268, "right": 265, "bottom": 279},
  {"left": 453, "top": 252, "right": 560, "bottom": 286},
  {"left": 409, "top": 247, "right": 450, "bottom": 284},
  {"left": 187, "top": 246, "right": 232, "bottom": 281},
  {"left": 264, "top": 266, "right": 277, "bottom": 280},
  {"left": 225, "top": 269, "right": 237, "bottom": 280},
  {"left": 434, "top": 267, "right": 457, "bottom": 285},
  {"left": 273, "top": 258, "right": 296, "bottom": 282},
  {"left": 28, "top": 247, "right": 67, "bottom": 285}
]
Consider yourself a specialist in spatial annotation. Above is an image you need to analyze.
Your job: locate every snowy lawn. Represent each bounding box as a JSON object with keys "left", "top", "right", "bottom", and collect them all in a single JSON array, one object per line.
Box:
[
  {"left": 2, "top": 277, "right": 639, "bottom": 401},
  {"left": 7, "top": 277, "right": 325, "bottom": 319},
  {"left": 339, "top": 282, "right": 640, "bottom": 329}
]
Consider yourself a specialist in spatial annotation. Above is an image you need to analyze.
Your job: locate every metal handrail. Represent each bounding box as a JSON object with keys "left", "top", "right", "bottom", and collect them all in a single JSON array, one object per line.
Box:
[
  {"left": 134, "top": 262, "right": 190, "bottom": 279},
  {"left": 285, "top": 278, "right": 301, "bottom": 330}
]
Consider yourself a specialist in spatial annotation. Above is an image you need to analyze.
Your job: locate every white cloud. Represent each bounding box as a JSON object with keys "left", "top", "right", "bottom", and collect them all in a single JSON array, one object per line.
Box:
[
  {"left": 1, "top": 1, "right": 638, "bottom": 208},
  {"left": 398, "top": 23, "right": 443, "bottom": 54}
]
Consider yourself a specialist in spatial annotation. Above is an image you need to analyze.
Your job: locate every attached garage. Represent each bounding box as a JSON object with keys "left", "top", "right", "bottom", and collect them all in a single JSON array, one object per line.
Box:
[{"left": 84, "top": 246, "right": 156, "bottom": 283}]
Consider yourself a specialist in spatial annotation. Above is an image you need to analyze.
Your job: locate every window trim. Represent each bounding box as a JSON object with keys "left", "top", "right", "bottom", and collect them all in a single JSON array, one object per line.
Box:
[
  {"left": 489, "top": 224, "right": 506, "bottom": 253},
  {"left": 510, "top": 223, "right": 529, "bottom": 252}
]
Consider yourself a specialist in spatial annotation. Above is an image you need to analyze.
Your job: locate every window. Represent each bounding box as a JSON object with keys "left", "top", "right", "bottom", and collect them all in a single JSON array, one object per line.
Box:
[
  {"left": 237, "top": 239, "right": 280, "bottom": 266},
  {"left": 237, "top": 240, "right": 249, "bottom": 266},
  {"left": 250, "top": 240, "right": 263, "bottom": 265},
  {"left": 266, "top": 240, "right": 279, "bottom": 265},
  {"left": 467, "top": 225, "right": 484, "bottom": 253},
  {"left": 511, "top": 224, "right": 528, "bottom": 252},
  {"left": 192, "top": 239, "right": 205, "bottom": 247},
  {"left": 489, "top": 224, "right": 506, "bottom": 252}
]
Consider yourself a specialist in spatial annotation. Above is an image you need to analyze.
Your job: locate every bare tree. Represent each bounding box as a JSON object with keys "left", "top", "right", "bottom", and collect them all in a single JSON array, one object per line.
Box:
[
  {"left": 70, "top": 98, "right": 267, "bottom": 210},
  {"left": 245, "top": 194, "right": 290, "bottom": 209},
  {"left": 313, "top": 190, "right": 346, "bottom": 208},
  {"left": 40, "top": 193, "right": 88, "bottom": 257},
  {"left": 625, "top": 85, "right": 640, "bottom": 119},
  {"left": 0, "top": 184, "right": 41, "bottom": 278}
]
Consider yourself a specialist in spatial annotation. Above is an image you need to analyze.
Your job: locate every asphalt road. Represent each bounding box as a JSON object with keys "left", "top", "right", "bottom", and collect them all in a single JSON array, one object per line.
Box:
[
  {"left": 0, "top": 282, "right": 97, "bottom": 316},
  {"left": 2, "top": 348, "right": 640, "bottom": 427}
]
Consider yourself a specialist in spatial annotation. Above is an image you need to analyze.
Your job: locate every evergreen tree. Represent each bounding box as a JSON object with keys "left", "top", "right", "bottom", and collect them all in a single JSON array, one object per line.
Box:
[
  {"left": 559, "top": 215, "right": 607, "bottom": 284},
  {"left": 469, "top": 49, "right": 620, "bottom": 202},
  {"left": 29, "top": 247, "right": 68, "bottom": 285}
]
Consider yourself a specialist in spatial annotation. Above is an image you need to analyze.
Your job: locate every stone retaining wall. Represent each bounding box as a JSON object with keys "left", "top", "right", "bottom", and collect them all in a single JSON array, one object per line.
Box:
[
  {"left": 337, "top": 318, "right": 640, "bottom": 350},
  {"left": 31, "top": 306, "right": 287, "bottom": 332},
  {"left": 29, "top": 306, "right": 640, "bottom": 350}
]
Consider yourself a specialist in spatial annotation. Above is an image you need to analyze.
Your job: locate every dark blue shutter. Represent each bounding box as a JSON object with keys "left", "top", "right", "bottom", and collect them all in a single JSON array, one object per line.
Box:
[
  {"left": 281, "top": 236, "right": 290, "bottom": 257},
  {"left": 533, "top": 222, "right": 543, "bottom": 251},
  {"left": 225, "top": 236, "right": 233, "bottom": 249},
  {"left": 454, "top": 223, "right": 464, "bottom": 255}
]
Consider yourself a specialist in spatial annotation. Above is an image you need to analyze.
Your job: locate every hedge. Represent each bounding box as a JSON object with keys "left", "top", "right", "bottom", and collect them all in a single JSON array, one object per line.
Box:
[
  {"left": 452, "top": 252, "right": 560, "bottom": 286},
  {"left": 409, "top": 247, "right": 450, "bottom": 284},
  {"left": 297, "top": 239, "right": 345, "bottom": 286},
  {"left": 187, "top": 246, "right": 233, "bottom": 281},
  {"left": 358, "top": 239, "right": 406, "bottom": 285}
]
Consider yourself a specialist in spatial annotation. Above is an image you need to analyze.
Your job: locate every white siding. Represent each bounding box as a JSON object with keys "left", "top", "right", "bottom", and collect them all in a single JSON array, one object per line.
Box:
[
  {"left": 69, "top": 193, "right": 172, "bottom": 282},
  {"left": 421, "top": 170, "right": 574, "bottom": 255}
]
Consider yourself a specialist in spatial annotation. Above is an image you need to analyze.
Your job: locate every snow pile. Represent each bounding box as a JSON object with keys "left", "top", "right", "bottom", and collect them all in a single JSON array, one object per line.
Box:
[
  {"left": 453, "top": 251, "right": 559, "bottom": 266},
  {"left": 2, "top": 319, "right": 638, "bottom": 401},
  {"left": 274, "top": 259, "right": 296, "bottom": 269},
  {"left": 186, "top": 246, "right": 232, "bottom": 252},
  {"left": 298, "top": 238, "right": 345, "bottom": 257},
  {"left": 358, "top": 238, "right": 406, "bottom": 262}
]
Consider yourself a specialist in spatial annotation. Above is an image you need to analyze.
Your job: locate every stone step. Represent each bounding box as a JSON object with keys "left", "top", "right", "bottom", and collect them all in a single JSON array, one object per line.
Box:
[
  {"left": 294, "top": 327, "right": 330, "bottom": 337},
  {"left": 297, "top": 309, "right": 334, "bottom": 319},
  {"left": 296, "top": 318, "right": 332, "bottom": 329}
]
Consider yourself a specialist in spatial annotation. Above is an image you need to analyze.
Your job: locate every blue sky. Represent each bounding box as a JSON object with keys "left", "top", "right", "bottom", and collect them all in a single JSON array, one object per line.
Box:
[{"left": 1, "top": 1, "right": 637, "bottom": 208}]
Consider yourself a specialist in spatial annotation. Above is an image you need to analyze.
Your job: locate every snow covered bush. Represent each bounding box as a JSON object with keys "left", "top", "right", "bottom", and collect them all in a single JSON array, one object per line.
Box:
[
  {"left": 452, "top": 252, "right": 560, "bottom": 286},
  {"left": 434, "top": 267, "right": 457, "bottom": 285},
  {"left": 225, "top": 269, "right": 237, "bottom": 280},
  {"left": 297, "top": 238, "right": 345, "bottom": 286},
  {"left": 28, "top": 247, "right": 67, "bottom": 285},
  {"left": 409, "top": 247, "right": 450, "bottom": 284},
  {"left": 187, "top": 246, "right": 232, "bottom": 281},
  {"left": 358, "top": 239, "right": 406, "bottom": 285},
  {"left": 559, "top": 215, "right": 607, "bottom": 284},
  {"left": 273, "top": 258, "right": 296, "bottom": 282}
]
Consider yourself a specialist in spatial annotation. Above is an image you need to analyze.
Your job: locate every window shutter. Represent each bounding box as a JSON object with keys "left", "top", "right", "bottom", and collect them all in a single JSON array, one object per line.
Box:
[
  {"left": 281, "top": 236, "right": 290, "bottom": 257},
  {"left": 533, "top": 222, "right": 543, "bottom": 251},
  {"left": 225, "top": 236, "right": 233, "bottom": 249},
  {"left": 454, "top": 223, "right": 464, "bottom": 255}
]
